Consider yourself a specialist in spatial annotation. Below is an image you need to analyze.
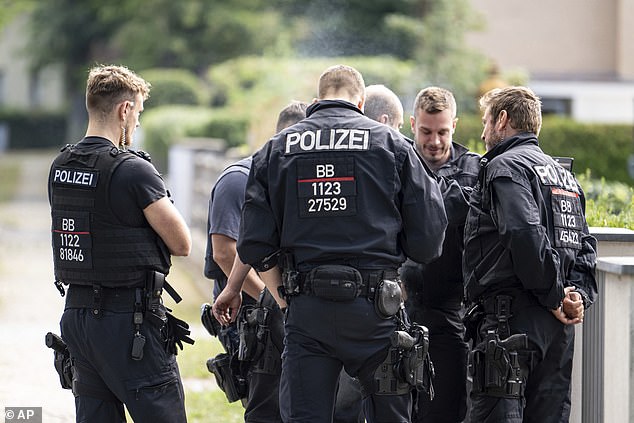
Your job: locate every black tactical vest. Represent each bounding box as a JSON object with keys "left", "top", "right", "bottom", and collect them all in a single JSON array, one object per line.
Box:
[{"left": 49, "top": 143, "right": 170, "bottom": 288}]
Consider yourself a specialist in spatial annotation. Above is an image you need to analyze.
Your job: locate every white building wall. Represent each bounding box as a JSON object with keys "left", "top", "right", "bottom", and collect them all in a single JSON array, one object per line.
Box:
[
  {"left": 0, "top": 14, "right": 64, "bottom": 110},
  {"left": 530, "top": 80, "right": 634, "bottom": 124}
]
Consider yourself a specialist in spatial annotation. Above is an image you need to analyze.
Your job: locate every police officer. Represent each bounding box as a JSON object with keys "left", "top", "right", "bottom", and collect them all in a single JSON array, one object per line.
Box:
[
  {"left": 235, "top": 64, "right": 448, "bottom": 422},
  {"left": 364, "top": 84, "right": 404, "bottom": 131},
  {"left": 462, "top": 86, "right": 597, "bottom": 422},
  {"left": 48, "top": 65, "right": 192, "bottom": 423},
  {"left": 205, "top": 101, "right": 308, "bottom": 422},
  {"left": 400, "top": 86, "right": 480, "bottom": 423}
]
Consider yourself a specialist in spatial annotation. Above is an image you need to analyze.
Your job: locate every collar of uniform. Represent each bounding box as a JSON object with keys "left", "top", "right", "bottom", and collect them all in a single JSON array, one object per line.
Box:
[
  {"left": 452, "top": 141, "right": 471, "bottom": 160},
  {"left": 306, "top": 99, "right": 363, "bottom": 117},
  {"left": 483, "top": 132, "right": 538, "bottom": 163},
  {"left": 79, "top": 136, "right": 116, "bottom": 149}
]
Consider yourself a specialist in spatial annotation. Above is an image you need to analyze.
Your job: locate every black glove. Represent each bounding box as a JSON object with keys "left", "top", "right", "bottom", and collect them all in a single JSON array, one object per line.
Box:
[{"left": 165, "top": 311, "right": 195, "bottom": 355}]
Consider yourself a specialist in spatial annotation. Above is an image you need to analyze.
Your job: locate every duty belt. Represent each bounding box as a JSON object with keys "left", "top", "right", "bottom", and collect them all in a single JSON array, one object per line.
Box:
[
  {"left": 479, "top": 291, "right": 539, "bottom": 315},
  {"left": 65, "top": 284, "right": 141, "bottom": 314},
  {"left": 300, "top": 268, "right": 398, "bottom": 299},
  {"left": 478, "top": 291, "right": 539, "bottom": 339}
]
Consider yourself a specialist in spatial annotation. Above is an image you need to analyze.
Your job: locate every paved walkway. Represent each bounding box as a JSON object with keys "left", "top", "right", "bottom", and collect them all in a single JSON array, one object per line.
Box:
[{"left": 0, "top": 150, "right": 76, "bottom": 421}]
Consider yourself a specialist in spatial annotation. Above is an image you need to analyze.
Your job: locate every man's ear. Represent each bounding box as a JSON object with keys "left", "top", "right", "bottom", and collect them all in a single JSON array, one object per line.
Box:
[
  {"left": 496, "top": 110, "right": 508, "bottom": 130},
  {"left": 357, "top": 96, "right": 365, "bottom": 112},
  {"left": 117, "top": 101, "right": 129, "bottom": 121}
]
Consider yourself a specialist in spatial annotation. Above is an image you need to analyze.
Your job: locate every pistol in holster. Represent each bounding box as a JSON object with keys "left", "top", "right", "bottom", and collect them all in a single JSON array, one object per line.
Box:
[
  {"left": 392, "top": 323, "right": 435, "bottom": 398},
  {"left": 45, "top": 332, "right": 73, "bottom": 390},
  {"left": 238, "top": 288, "right": 283, "bottom": 375},
  {"left": 469, "top": 329, "right": 528, "bottom": 398},
  {"left": 201, "top": 304, "right": 249, "bottom": 404},
  {"left": 206, "top": 353, "right": 248, "bottom": 404},
  {"left": 371, "top": 321, "right": 434, "bottom": 398}
]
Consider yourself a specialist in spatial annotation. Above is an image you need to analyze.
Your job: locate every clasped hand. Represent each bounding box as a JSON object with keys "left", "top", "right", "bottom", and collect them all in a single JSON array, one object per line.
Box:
[{"left": 551, "top": 286, "right": 584, "bottom": 325}]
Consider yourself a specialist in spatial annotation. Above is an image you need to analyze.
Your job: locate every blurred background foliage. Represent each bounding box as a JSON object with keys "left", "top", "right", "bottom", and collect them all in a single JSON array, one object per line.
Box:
[{"left": 0, "top": 0, "right": 631, "bottom": 187}]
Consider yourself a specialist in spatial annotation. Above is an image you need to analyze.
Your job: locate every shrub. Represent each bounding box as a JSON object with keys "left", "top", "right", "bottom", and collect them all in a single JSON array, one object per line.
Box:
[
  {"left": 206, "top": 56, "right": 416, "bottom": 149},
  {"left": 141, "top": 105, "right": 248, "bottom": 172},
  {"left": 578, "top": 172, "right": 634, "bottom": 229},
  {"left": 140, "top": 68, "right": 209, "bottom": 108},
  {"left": 0, "top": 110, "right": 66, "bottom": 149},
  {"left": 454, "top": 114, "right": 634, "bottom": 184},
  {"left": 141, "top": 105, "right": 216, "bottom": 172}
]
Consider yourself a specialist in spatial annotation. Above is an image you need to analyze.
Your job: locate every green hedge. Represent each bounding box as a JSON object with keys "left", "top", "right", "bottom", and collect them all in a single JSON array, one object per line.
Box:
[
  {"left": 140, "top": 68, "right": 209, "bottom": 108},
  {"left": 578, "top": 173, "right": 634, "bottom": 229},
  {"left": 141, "top": 105, "right": 248, "bottom": 172},
  {"left": 0, "top": 110, "right": 66, "bottom": 149},
  {"left": 454, "top": 114, "right": 634, "bottom": 184}
]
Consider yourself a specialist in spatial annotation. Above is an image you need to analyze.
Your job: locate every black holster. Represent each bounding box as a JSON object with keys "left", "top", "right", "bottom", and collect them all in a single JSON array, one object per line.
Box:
[
  {"left": 369, "top": 322, "right": 434, "bottom": 397},
  {"left": 279, "top": 251, "right": 301, "bottom": 301},
  {"left": 392, "top": 324, "right": 434, "bottom": 397},
  {"left": 200, "top": 302, "right": 239, "bottom": 355},
  {"left": 207, "top": 353, "right": 248, "bottom": 404},
  {"left": 45, "top": 332, "right": 73, "bottom": 390},
  {"left": 372, "top": 346, "right": 411, "bottom": 396},
  {"left": 469, "top": 330, "right": 528, "bottom": 398},
  {"left": 237, "top": 288, "right": 283, "bottom": 375}
]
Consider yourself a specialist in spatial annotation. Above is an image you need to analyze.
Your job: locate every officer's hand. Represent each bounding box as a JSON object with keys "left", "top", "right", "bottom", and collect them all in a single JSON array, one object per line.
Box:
[
  {"left": 562, "top": 288, "right": 584, "bottom": 321},
  {"left": 551, "top": 287, "right": 583, "bottom": 325},
  {"left": 551, "top": 306, "right": 581, "bottom": 325},
  {"left": 212, "top": 288, "right": 242, "bottom": 326}
]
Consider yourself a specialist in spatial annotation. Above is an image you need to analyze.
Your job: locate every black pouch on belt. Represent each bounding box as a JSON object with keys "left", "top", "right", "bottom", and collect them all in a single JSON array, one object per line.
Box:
[
  {"left": 375, "top": 279, "right": 403, "bottom": 319},
  {"left": 309, "top": 265, "right": 362, "bottom": 301}
]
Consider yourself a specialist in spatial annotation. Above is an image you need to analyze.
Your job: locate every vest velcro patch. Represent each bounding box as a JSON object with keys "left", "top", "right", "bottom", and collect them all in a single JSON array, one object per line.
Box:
[{"left": 52, "top": 167, "right": 99, "bottom": 188}]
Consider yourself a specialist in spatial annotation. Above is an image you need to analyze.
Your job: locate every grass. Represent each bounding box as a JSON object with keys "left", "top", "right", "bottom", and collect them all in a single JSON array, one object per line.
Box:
[
  {"left": 0, "top": 155, "right": 20, "bottom": 202},
  {"left": 185, "top": 389, "right": 245, "bottom": 423},
  {"left": 164, "top": 257, "right": 246, "bottom": 421}
]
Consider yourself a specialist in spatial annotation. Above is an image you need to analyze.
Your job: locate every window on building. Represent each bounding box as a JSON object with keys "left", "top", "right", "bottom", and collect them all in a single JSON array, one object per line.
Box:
[{"left": 541, "top": 97, "right": 572, "bottom": 117}]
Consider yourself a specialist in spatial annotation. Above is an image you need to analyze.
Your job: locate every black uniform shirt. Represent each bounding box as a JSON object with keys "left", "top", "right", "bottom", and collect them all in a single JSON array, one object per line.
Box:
[{"left": 82, "top": 137, "right": 166, "bottom": 225}]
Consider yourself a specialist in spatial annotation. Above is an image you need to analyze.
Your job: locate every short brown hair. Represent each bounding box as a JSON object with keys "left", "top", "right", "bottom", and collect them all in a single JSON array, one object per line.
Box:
[
  {"left": 318, "top": 65, "right": 365, "bottom": 102},
  {"left": 412, "top": 86, "right": 456, "bottom": 118},
  {"left": 86, "top": 65, "right": 151, "bottom": 117},
  {"left": 276, "top": 100, "right": 308, "bottom": 132},
  {"left": 479, "top": 86, "right": 542, "bottom": 135}
]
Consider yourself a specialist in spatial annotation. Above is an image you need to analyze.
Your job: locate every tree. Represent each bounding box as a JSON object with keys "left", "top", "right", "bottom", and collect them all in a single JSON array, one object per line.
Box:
[
  {"left": 113, "top": 0, "right": 288, "bottom": 73},
  {"left": 23, "top": 0, "right": 292, "bottom": 139},
  {"left": 279, "top": 0, "right": 422, "bottom": 59},
  {"left": 26, "top": 1, "right": 136, "bottom": 139},
  {"left": 413, "top": 0, "right": 488, "bottom": 113}
]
